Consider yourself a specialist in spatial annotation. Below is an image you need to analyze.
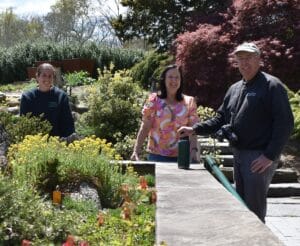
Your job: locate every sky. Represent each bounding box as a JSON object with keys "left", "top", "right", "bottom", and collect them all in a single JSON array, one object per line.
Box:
[
  {"left": 0, "top": 0, "right": 125, "bottom": 16},
  {"left": 0, "top": 0, "right": 57, "bottom": 16}
]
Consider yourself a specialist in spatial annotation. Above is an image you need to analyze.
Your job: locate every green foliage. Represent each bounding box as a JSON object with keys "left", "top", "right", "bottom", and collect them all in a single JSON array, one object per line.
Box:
[
  {"left": 196, "top": 106, "right": 223, "bottom": 165},
  {"left": 130, "top": 51, "right": 174, "bottom": 89},
  {"left": 76, "top": 204, "right": 155, "bottom": 245},
  {"left": 0, "top": 112, "right": 51, "bottom": 144},
  {"left": 112, "top": 0, "right": 228, "bottom": 50},
  {"left": 144, "top": 174, "right": 155, "bottom": 187},
  {"left": 113, "top": 132, "right": 148, "bottom": 160},
  {"left": 287, "top": 89, "right": 300, "bottom": 140},
  {"left": 62, "top": 196, "right": 98, "bottom": 214},
  {"left": 64, "top": 71, "right": 96, "bottom": 87},
  {"left": 5, "top": 135, "right": 155, "bottom": 245},
  {"left": 197, "top": 105, "right": 217, "bottom": 121},
  {"left": 77, "top": 67, "right": 146, "bottom": 144},
  {"left": 0, "top": 174, "right": 80, "bottom": 245},
  {"left": 0, "top": 41, "right": 144, "bottom": 84},
  {"left": 0, "top": 80, "right": 36, "bottom": 92},
  {"left": 9, "top": 135, "right": 124, "bottom": 208},
  {"left": 113, "top": 133, "right": 136, "bottom": 160}
]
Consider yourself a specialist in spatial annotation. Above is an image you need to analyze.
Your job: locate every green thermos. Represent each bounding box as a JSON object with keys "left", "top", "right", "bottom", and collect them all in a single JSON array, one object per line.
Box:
[{"left": 178, "top": 136, "right": 190, "bottom": 169}]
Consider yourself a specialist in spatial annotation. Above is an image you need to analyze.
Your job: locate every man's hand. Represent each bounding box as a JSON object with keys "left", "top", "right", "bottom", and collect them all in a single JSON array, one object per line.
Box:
[
  {"left": 251, "top": 154, "right": 273, "bottom": 174},
  {"left": 177, "top": 126, "right": 194, "bottom": 138}
]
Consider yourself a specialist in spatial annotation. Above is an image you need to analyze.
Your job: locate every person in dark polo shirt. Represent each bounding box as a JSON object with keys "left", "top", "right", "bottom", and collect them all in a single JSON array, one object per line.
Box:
[
  {"left": 20, "top": 63, "right": 75, "bottom": 138},
  {"left": 178, "top": 42, "right": 294, "bottom": 223}
]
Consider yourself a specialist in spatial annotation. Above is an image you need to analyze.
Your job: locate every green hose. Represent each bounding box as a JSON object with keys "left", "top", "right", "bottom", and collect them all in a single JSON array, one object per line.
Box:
[{"left": 205, "top": 155, "right": 247, "bottom": 207}]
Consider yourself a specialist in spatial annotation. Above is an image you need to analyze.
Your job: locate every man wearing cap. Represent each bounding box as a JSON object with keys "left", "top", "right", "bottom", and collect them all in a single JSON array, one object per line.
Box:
[{"left": 178, "top": 42, "right": 294, "bottom": 223}]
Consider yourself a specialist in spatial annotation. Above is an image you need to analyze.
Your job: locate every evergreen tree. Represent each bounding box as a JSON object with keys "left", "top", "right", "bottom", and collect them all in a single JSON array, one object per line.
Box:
[{"left": 111, "top": 0, "right": 229, "bottom": 51}]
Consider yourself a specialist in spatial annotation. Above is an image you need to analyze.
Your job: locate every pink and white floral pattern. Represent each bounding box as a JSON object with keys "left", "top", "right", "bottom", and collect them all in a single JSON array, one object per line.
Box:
[{"left": 142, "top": 93, "right": 199, "bottom": 157}]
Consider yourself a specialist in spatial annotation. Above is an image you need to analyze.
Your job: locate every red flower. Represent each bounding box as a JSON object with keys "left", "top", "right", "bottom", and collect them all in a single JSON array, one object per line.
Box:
[
  {"left": 21, "top": 240, "right": 32, "bottom": 246},
  {"left": 139, "top": 176, "right": 148, "bottom": 190},
  {"left": 79, "top": 241, "right": 89, "bottom": 246},
  {"left": 62, "top": 235, "right": 75, "bottom": 246}
]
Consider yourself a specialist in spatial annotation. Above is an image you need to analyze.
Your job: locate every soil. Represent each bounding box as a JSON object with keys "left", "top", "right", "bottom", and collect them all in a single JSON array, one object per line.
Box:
[{"left": 280, "top": 139, "right": 300, "bottom": 176}]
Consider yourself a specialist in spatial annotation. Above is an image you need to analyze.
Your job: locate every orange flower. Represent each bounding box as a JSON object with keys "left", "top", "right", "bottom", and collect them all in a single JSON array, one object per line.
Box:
[
  {"left": 139, "top": 176, "right": 148, "bottom": 190},
  {"left": 121, "top": 206, "right": 131, "bottom": 220},
  {"left": 97, "top": 212, "right": 105, "bottom": 226},
  {"left": 120, "top": 183, "right": 131, "bottom": 202},
  {"left": 121, "top": 202, "right": 132, "bottom": 220}
]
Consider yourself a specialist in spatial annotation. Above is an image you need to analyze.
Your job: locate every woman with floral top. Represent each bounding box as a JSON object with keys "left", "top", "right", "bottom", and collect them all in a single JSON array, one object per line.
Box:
[{"left": 131, "top": 64, "right": 200, "bottom": 162}]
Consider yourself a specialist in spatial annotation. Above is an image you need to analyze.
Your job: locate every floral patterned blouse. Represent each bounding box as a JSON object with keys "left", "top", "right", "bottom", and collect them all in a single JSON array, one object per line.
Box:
[{"left": 142, "top": 93, "right": 199, "bottom": 157}]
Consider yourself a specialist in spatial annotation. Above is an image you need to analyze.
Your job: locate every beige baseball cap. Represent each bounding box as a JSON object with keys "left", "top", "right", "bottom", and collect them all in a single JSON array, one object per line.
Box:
[{"left": 234, "top": 42, "right": 260, "bottom": 55}]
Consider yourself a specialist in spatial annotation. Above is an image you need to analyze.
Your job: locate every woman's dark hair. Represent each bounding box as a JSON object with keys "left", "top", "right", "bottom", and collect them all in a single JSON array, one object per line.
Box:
[{"left": 158, "top": 64, "right": 184, "bottom": 101}]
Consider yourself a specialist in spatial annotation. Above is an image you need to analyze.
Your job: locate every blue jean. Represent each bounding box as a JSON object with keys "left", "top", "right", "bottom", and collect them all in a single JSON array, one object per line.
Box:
[
  {"left": 233, "top": 149, "right": 278, "bottom": 223},
  {"left": 148, "top": 153, "right": 177, "bottom": 162}
]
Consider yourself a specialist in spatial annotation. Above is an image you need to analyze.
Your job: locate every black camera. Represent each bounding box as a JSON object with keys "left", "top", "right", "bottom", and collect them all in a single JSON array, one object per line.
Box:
[{"left": 215, "top": 124, "right": 238, "bottom": 146}]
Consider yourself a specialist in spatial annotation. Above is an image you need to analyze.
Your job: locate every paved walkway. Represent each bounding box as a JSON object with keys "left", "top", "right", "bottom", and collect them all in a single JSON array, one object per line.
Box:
[{"left": 266, "top": 197, "right": 300, "bottom": 246}]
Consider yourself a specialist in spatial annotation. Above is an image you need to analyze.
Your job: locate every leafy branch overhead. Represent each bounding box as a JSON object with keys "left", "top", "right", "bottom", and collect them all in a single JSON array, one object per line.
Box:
[{"left": 111, "top": 0, "right": 229, "bottom": 50}]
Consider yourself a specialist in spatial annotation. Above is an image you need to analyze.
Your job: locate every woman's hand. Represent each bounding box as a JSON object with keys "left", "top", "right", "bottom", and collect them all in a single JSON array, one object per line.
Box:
[
  {"left": 178, "top": 126, "right": 194, "bottom": 137},
  {"left": 130, "top": 151, "right": 140, "bottom": 161}
]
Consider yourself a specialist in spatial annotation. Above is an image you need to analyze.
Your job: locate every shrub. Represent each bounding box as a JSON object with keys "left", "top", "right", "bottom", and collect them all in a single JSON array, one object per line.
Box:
[
  {"left": 287, "top": 89, "right": 300, "bottom": 141},
  {"left": 197, "top": 105, "right": 217, "bottom": 121},
  {"left": 77, "top": 67, "right": 146, "bottom": 144},
  {"left": 130, "top": 51, "right": 174, "bottom": 89},
  {"left": 0, "top": 112, "right": 52, "bottom": 144},
  {"left": 8, "top": 135, "right": 124, "bottom": 207},
  {"left": 0, "top": 174, "right": 80, "bottom": 245},
  {"left": 0, "top": 41, "right": 144, "bottom": 84},
  {"left": 64, "top": 71, "right": 96, "bottom": 87},
  {"left": 113, "top": 132, "right": 148, "bottom": 160},
  {"left": 0, "top": 80, "right": 36, "bottom": 92}
]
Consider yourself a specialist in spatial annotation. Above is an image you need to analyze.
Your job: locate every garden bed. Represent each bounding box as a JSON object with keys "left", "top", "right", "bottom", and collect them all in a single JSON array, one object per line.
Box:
[{"left": 0, "top": 135, "right": 155, "bottom": 245}]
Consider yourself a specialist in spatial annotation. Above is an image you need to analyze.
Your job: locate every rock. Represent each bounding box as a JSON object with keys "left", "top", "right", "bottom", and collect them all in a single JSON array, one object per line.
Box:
[
  {"left": 69, "top": 182, "right": 102, "bottom": 209},
  {"left": 73, "top": 104, "right": 88, "bottom": 114},
  {"left": 0, "top": 92, "right": 6, "bottom": 103},
  {"left": 6, "top": 98, "right": 20, "bottom": 107},
  {"left": 7, "top": 106, "right": 19, "bottom": 115},
  {"left": 0, "top": 106, "right": 8, "bottom": 112},
  {"left": 0, "top": 156, "right": 7, "bottom": 169}
]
